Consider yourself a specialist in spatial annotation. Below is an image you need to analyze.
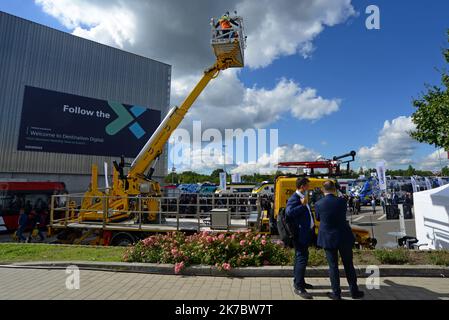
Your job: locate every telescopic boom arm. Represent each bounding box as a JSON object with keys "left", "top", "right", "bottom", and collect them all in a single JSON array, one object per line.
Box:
[{"left": 128, "top": 42, "right": 243, "bottom": 180}]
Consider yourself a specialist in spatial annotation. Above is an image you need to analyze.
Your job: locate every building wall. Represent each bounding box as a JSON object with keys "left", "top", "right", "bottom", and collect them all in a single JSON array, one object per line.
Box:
[{"left": 0, "top": 12, "right": 171, "bottom": 193}]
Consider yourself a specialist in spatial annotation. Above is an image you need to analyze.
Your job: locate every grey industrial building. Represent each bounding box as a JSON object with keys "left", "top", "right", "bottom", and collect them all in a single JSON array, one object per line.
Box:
[{"left": 0, "top": 12, "right": 170, "bottom": 193}]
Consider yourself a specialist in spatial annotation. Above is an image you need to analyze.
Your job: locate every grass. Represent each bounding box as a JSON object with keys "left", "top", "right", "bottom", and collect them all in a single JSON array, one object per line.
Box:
[
  {"left": 427, "top": 250, "right": 449, "bottom": 266},
  {"left": 0, "top": 243, "right": 126, "bottom": 263},
  {"left": 304, "top": 248, "right": 449, "bottom": 267},
  {"left": 373, "top": 249, "right": 410, "bottom": 264},
  {"left": 307, "top": 248, "right": 328, "bottom": 266},
  {"left": 1, "top": 243, "right": 448, "bottom": 266}
]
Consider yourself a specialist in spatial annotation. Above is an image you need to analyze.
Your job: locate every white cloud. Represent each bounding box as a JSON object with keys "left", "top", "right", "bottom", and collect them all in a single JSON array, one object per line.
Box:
[
  {"left": 231, "top": 144, "right": 320, "bottom": 175},
  {"left": 170, "top": 136, "right": 319, "bottom": 175},
  {"left": 176, "top": 74, "right": 341, "bottom": 130},
  {"left": 419, "top": 148, "right": 449, "bottom": 172},
  {"left": 36, "top": 0, "right": 136, "bottom": 48},
  {"left": 358, "top": 116, "right": 418, "bottom": 167},
  {"left": 35, "top": 0, "right": 351, "bottom": 129},
  {"left": 237, "top": 0, "right": 355, "bottom": 68},
  {"left": 36, "top": 0, "right": 355, "bottom": 72},
  {"left": 174, "top": 146, "right": 231, "bottom": 173}
]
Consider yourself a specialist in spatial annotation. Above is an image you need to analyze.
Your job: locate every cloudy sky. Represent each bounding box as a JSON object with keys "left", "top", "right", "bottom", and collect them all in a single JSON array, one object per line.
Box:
[{"left": 2, "top": 0, "right": 449, "bottom": 174}]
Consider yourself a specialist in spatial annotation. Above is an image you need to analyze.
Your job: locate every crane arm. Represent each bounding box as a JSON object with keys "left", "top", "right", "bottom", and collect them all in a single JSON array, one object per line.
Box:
[{"left": 127, "top": 61, "right": 224, "bottom": 178}]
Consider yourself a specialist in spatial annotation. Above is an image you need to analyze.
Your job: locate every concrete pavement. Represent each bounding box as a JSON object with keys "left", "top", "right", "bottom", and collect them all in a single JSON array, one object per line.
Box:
[
  {"left": 348, "top": 207, "right": 416, "bottom": 248},
  {"left": 0, "top": 267, "right": 448, "bottom": 300}
]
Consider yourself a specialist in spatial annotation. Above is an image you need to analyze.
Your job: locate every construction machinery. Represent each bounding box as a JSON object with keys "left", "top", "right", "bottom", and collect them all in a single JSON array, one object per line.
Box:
[
  {"left": 262, "top": 151, "right": 377, "bottom": 249},
  {"left": 215, "top": 183, "right": 256, "bottom": 195},
  {"left": 252, "top": 181, "right": 274, "bottom": 195},
  {"left": 49, "top": 15, "right": 247, "bottom": 245},
  {"left": 48, "top": 16, "right": 375, "bottom": 248},
  {"left": 81, "top": 15, "right": 245, "bottom": 222}
]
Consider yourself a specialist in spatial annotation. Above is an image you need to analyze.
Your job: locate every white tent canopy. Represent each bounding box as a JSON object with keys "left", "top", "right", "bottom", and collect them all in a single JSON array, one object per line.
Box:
[{"left": 414, "top": 183, "right": 449, "bottom": 250}]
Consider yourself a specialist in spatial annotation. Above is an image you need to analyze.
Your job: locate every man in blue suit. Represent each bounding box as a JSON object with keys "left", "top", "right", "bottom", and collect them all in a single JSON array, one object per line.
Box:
[
  {"left": 315, "top": 180, "right": 364, "bottom": 300},
  {"left": 286, "top": 178, "right": 314, "bottom": 299}
]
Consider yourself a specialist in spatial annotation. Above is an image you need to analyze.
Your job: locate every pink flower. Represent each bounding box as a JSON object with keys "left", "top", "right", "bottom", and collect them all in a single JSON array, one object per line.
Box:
[
  {"left": 174, "top": 261, "right": 185, "bottom": 274},
  {"left": 240, "top": 240, "right": 246, "bottom": 246},
  {"left": 201, "top": 231, "right": 209, "bottom": 238},
  {"left": 142, "top": 237, "right": 154, "bottom": 246},
  {"left": 261, "top": 239, "right": 267, "bottom": 246},
  {"left": 222, "top": 263, "right": 231, "bottom": 271},
  {"left": 206, "top": 236, "right": 214, "bottom": 243},
  {"left": 231, "top": 235, "right": 236, "bottom": 240},
  {"left": 218, "top": 234, "right": 225, "bottom": 240},
  {"left": 171, "top": 248, "right": 179, "bottom": 256}
]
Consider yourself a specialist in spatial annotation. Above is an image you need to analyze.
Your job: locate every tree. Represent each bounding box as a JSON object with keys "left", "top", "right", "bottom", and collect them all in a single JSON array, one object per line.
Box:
[
  {"left": 405, "top": 165, "right": 416, "bottom": 177},
  {"left": 358, "top": 167, "right": 364, "bottom": 176},
  {"left": 164, "top": 172, "right": 179, "bottom": 184},
  {"left": 387, "top": 166, "right": 433, "bottom": 177},
  {"left": 410, "top": 30, "right": 449, "bottom": 150},
  {"left": 442, "top": 166, "right": 449, "bottom": 176},
  {"left": 210, "top": 169, "right": 225, "bottom": 180}
]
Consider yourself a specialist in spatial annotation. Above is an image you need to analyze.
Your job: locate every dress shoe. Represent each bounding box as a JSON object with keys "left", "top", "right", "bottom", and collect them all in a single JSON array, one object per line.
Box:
[
  {"left": 327, "top": 292, "right": 342, "bottom": 300},
  {"left": 293, "top": 282, "right": 314, "bottom": 290},
  {"left": 294, "top": 289, "right": 313, "bottom": 300},
  {"left": 351, "top": 290, "right": 365, "bottom": 299},
  {"left": 304, "top": 283, "right": 314, "bottom": 290}
]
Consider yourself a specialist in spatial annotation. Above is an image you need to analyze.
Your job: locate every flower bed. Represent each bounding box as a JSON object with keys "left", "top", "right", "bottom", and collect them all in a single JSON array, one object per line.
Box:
[{"left": 123, "top": 232, "right": 291, "bottom": 273}]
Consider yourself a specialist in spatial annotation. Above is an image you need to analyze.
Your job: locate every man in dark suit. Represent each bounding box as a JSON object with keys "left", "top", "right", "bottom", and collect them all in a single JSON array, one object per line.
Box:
[
  {"left": 286, "top": 178, "right": 314, "bottom": 299},
  {"left": 315, "top": 180, "right": 365, "bottom": 300}
]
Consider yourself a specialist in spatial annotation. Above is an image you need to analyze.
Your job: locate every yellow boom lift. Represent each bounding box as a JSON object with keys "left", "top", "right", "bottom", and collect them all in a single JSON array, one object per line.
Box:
[
  {"left": 50, "top": 15, "right": 375, "bottom": 249},
  {"left": 78, "top": 15, "right": 247, "bottom": 224}
]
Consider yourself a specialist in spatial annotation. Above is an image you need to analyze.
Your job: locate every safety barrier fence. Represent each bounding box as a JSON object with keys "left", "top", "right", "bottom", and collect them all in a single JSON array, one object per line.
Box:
[{"left": 50, "top": 192, "right": 270, "bottom": 232}]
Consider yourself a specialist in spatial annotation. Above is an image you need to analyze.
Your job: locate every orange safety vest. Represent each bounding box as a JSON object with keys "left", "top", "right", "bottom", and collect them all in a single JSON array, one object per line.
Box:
[{"left": 219, "top": 18, "right": 232, "bottom": 30}]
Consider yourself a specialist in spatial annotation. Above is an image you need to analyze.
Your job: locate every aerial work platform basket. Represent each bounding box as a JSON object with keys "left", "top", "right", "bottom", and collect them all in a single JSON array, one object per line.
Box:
[{"left": 211, "top": 15, "right": 246, "bottom": 68}]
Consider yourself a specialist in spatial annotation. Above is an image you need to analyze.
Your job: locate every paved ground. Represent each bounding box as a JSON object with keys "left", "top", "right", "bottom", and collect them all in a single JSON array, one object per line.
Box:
[
  {"left": 348, "top": 207, "right": 416, "bottom": 248},
  {"left": 0, "top": 267, "right": 448, "bottom": 300}
]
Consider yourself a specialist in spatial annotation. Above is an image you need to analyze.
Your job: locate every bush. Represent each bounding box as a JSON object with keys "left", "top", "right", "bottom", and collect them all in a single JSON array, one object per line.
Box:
[
  {"left": 373, "top": 249, "right": 410, "bottom": 264},
  {"left": 308, "top": 248, "right": 327, "bottom": 266},
  {"left": 123, "top": 232, "right": 291, "bottom": 273}
]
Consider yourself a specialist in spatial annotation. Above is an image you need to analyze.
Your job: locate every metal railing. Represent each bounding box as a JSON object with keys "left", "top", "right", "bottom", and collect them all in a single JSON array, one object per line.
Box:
[
  {"left": 50, "top": 192, "right": 267, "bottom": 233},
  {"left": 210, "top": 15, "right": 247, "bottom": 48}
]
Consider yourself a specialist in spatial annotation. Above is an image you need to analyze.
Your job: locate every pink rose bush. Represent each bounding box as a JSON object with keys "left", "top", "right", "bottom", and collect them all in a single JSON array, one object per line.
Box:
[
  {"left": 174, "top": 261, "right": 185, "bottom": 274},
  {"left": 123, "top": 232, "right": 290, "bottom": 274}
]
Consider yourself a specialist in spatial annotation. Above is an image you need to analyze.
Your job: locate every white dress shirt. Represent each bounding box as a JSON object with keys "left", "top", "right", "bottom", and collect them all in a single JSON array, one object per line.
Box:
[{"left": 296, "top": 190, "right": 315, "bottom": 229}]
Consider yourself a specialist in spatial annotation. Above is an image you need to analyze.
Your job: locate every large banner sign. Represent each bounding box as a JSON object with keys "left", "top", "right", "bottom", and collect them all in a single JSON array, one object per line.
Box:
[
  {"left": 219, "top": 172, "right": 227, "bottom": 190},
  {"left": 17, "top": 86, "right": 161, "bottom": 158},
  {"left": 411, "top": 176, "right": 418, "bottom": 193},
  {"left": 375, "top": 161, "right": 387, "bottom": 191},
  {"left": 231, "top": 173, "right": 241, "bottom": 183}
]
